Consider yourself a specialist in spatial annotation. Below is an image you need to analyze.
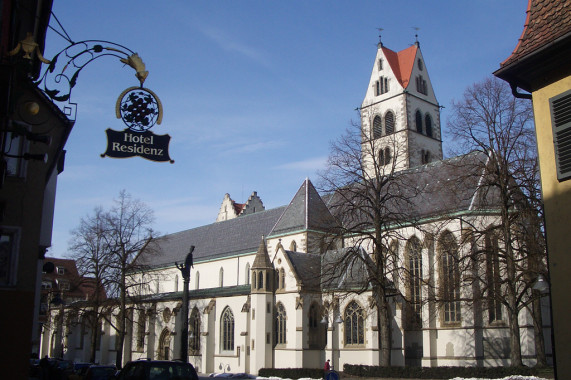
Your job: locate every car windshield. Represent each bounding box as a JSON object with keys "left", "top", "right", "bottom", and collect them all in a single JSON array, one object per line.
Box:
[{"left": 149, "top": 363, "right": 194, "bottom": 380}]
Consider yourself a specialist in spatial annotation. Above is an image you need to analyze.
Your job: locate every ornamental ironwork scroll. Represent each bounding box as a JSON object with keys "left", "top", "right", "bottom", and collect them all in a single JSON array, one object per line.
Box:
[{"left": 32, "top": 39, "right": 173, "bottom": 163}]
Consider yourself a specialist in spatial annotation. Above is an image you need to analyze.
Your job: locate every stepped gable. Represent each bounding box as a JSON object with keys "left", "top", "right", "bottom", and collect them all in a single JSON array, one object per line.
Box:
[
  {"left": 135, "top": 206, "right": 286, "bottom": 268},
  {"left": 269, "top": 179, "right": 338, "bottom": 237}
]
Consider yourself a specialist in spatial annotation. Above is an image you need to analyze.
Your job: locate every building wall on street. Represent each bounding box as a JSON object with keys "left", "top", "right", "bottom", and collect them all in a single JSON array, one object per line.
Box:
[{"left": 531, "top": 76, "right": 571, "bottom": 378}]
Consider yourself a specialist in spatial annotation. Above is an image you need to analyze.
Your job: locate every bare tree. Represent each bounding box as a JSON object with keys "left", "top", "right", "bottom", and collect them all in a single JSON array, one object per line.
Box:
[
  {"left": 318, "top": 120, "right": 420, "bottom": 366},
  {"left": 68, "top": 206, "right": 113, "bottom": 363},
  {"left": 447, "top": 76, "right": 547, "bottom": 366},
  {"left": 105, "top": 190, "right": 156, "bottom": 368},
  {"left": 67, "top": 190, "right": 156, "bottom": 368}
]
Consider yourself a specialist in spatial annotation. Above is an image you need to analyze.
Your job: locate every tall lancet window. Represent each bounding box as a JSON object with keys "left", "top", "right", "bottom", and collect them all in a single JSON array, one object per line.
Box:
[
  {"left": 221, "top": 307, "right": 234, "bottom": 352},
  {"left": 406, "top": 237, "right": 423, "bottom": 326}
]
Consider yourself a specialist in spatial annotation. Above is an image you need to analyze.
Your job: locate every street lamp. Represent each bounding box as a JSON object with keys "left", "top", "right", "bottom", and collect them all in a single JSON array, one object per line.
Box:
[
  {"left": 533, "top": 274, "right": 550, "bottom": 293},
  {"left": 175, "top": 246, "right": 194, "bottom": 363}
]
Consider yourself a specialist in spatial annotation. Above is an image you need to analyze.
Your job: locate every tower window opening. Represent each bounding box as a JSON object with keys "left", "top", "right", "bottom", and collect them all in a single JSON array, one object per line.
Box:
[
  {"left": 416, "top": 75, "right": 427, "bottom": 95},
  {"left": 378, "top": 58, "right": 383, "bottom": 71},
  {"left": 415, "top": 110, "right": 423, "bottom": 133},
  {"left": 379, "top": 147, "right": 392, "bottom": 166},
  {"left": 373, "top": 115, "right": 383, "bottom": 139},
  {"left": 384, "top": 111, "right": 395, "bottom": 134},
  {"left": 425, "top": 114, "right": 433, "bottom": 137},
  {"left": 421, "top": 150, "right": 431, "bottom": 164},
  {"left": 375, "top": 77, "right": 389, "bottom": 96}
]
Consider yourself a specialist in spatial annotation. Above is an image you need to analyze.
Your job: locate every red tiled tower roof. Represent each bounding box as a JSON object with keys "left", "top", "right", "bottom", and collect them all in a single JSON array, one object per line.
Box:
[
  {"left": 501, "top": 0, "right": 571, "bottom": 68},
  {"left": 382, "top": 44, "right": 418, "bottom": 89}
]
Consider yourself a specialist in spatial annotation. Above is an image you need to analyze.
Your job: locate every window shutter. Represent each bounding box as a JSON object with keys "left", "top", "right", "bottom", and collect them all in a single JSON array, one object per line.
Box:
[{"left": 550, "top": 90, "right": 571, "bottom": 181}]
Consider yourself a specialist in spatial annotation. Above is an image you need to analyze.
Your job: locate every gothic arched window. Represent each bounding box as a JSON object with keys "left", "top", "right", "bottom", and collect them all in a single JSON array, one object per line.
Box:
[
  {"left": 406, "top": 237, "right": 423, "bottom": 326},
  {"left": 485, "top": 232, "right": 502, "bottom": 323},
  {"left": 245, "top": 263, "right": 250, "bottom": 285},
  {"left": 289, "top": 240, "right": 297, "bottom": 251},
  {"left": 221, "top": 307, "right": 234, "bottom": 351},
  {"left": 279, "top": 268, "right": 285, "bottom": 289},
  {"left": 275, "top": 302, "right": 287, "bottom": 346},
  {"left": 385, "top": 111, "right": 395, "bottom": 134},
  {"left": 189, "top": 307, "right": 201, "bottom": 354},
  {"left": 384, "top": 147, "right": 391, "bottom": 165},
  {"left": 425, "top": 114, "right": 433, "bottom": 138},
  {"left": 258, "top": 271, "right": 264, "bottom": 289},
  {"left": 344, "top": 301, "right": 365, "bottom": 345},
  {"left": 195, "top": 271, "right": 200, "bottom": 290},
  {"left": 136, "top": 309, "right": 146, "bottom": 351},
  {"left": 439, "top": 231, "right": 461, "bottom": 324},
  {"left": 219, "top": 268, "right": 224, "bottom": 287},
  {"left": 415, "top": 110, "right": 423, "bottom": 133},
  {"left": 308, "top": 302, "right": 325, "bottom": 349},
  {"left": 373, "top": 115, "right": 383, "bottom": 139}
]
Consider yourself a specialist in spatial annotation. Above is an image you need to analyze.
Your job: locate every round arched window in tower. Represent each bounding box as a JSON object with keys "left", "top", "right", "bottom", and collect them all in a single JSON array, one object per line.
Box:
[
  {"left": 373, "top": 115, "right": 383, "bottom": 139},
  {"left": 384, "top": 111, "right": 395, "bottom": 134},
  {"left": 425, "top": 114, "right": 433, "bottom": 138},
  {"left": 415, "top": 110, "right": 423, "bottom": 133}
]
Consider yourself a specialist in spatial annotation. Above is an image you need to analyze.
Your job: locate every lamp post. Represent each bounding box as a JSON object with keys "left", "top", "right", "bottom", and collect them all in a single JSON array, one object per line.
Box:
[{"left": 176, "top": 246, "right": 194, "bottom": 363}]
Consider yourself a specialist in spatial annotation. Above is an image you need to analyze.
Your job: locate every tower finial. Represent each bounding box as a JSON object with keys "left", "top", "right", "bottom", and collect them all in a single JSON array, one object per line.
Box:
[
  {"left": 412, "top": 27, "right": 420, "bottom": 46},
  {"left": 377, "top": 28, "right": 384, "bottom": 47}
]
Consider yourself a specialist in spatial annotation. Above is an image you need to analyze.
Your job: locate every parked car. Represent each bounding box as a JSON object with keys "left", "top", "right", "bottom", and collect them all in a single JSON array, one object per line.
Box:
[
  {"left": 84, "top": 365, "right": 117, "bottom": 380},
  {"left": 69, "top": 362, "right": 93, "bottom": 380},
  {"left": 51, "top": 359, "right": 75, "bottom": 380},
  {"left": 112, "top": 359, "right": 198, "bottom": 380}
]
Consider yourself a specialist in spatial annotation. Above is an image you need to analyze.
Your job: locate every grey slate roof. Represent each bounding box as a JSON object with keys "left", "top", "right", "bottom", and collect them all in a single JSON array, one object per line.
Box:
[
  {"left": 325, "top": 151, "right": 500, "bottom": 228},
  {"left": 135, "top": 206, "right": 286, "bottom": 268},
  {"left": 284, "top": 250, "right": 321, "bottom": 290},
  {"left": 320, "top": 247, "right": 373, "bottom": 291},
  {"left": 269, "top": 179, "right": 338, "bottom": 236}
]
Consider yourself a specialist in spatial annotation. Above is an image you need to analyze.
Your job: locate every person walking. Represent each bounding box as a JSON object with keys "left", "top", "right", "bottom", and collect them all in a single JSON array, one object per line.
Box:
[{"left": 323, "top": 359, "right": 331, "bottom": 379}]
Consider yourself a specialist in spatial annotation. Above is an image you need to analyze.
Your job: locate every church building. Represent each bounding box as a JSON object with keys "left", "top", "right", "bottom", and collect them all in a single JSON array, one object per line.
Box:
[{"left": 41, "top": 38, "right": 551, "bottom": 374}]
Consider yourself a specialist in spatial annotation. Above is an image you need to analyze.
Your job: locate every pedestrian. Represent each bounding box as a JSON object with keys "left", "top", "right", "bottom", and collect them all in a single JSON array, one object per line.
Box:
[
  {"left": 39, "top": 355, "right": 50, "bottom": 380},
  {"left": 323, "top": 359, "right": 331, "bottom": 379}
]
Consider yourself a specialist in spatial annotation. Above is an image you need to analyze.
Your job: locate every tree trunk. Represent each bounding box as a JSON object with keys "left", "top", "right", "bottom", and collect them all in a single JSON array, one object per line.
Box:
[
  {"left": 89, "top": 318, "right": 97, "bottom": 364},
  {"left": 376, "top": 287, "right": 392, "bottom": 366}
]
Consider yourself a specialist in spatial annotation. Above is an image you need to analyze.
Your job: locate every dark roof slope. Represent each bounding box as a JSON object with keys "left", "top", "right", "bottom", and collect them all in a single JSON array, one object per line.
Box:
[
  {"left": 285, "top": 250, "right": 321, "bottom": 290},
  {"left": 270, "top": 179, "right": 338, "bottom": 236},
  {"left": 325, "top": 151, "right": 499, "bottom": 229},
  {"left": 135, "top": 206, "right": 286, "bottom": 268}
]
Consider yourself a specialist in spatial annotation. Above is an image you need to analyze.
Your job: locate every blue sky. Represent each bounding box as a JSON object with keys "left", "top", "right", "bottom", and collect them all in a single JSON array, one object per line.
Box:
[{"left": 44, "top": 1, "right": 528, "bottom": 257}]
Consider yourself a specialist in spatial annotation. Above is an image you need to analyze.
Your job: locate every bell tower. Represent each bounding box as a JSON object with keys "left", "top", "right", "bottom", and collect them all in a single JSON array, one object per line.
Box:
[{"left": 360, "top": 37, "right": 443, "bottom": 177}]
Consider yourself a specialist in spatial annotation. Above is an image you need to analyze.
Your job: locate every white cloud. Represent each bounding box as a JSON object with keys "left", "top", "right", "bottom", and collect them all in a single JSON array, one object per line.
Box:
[
  {"left": 275, "top": 156, "right": 328, "bottom": 172},
  {"left": 196, "top": 25, "right": 271, "bottom": 68}
]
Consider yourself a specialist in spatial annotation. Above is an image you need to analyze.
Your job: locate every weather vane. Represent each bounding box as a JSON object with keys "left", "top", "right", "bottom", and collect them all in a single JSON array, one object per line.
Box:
[
  {"left": 412, "top": 27, "right": 420, "bottom": 45},
  {"left": 377, "top": 28, "right": 384, "bottom": 46}
]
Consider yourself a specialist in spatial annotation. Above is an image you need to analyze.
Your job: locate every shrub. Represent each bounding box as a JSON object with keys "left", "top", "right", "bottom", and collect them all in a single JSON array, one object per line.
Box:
[{"left": 342, "top": 364, "right": 538, "bottom": 379}]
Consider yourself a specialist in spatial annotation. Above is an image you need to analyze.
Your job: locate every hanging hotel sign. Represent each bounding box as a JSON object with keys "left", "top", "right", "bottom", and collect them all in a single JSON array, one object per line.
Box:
[{"left": 101, "top": 86, "right": 174, "bottom": 163}]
